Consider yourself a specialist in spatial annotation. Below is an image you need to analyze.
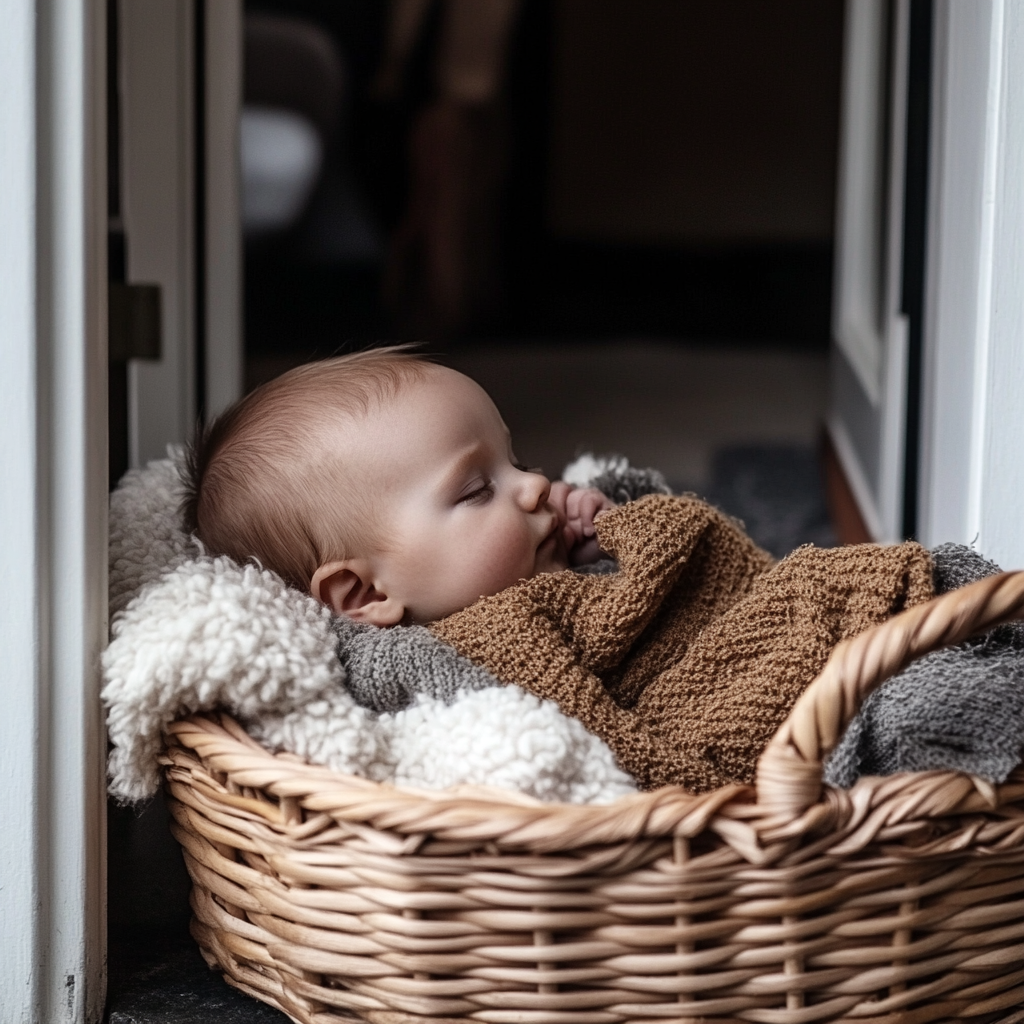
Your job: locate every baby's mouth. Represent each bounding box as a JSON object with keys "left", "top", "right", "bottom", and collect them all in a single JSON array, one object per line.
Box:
[
  {"left": 537, "top": 515, "right": 567, "bottom": 566},
  {"left": 539, "top": 515, "right": 560, "bottom": 548}
]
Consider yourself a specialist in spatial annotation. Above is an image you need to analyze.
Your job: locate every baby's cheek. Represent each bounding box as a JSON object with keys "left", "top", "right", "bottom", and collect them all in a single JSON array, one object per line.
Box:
[
  {"left": 489, "top": 547, "right": 528, "bottom": 587},
  {"left": 487, "top": 531, "right": 534, "bottom": 586}
]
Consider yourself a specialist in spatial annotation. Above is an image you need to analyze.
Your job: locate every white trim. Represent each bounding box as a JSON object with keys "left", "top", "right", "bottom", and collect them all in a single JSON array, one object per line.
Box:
[
  {"left": 832, "top": 0, "right": 891, "bottom": 405},
  {"left": 0, "top": 1, "right": 107, "bottom": 1020},
  {"left": 0, "top": 3, "right": 40, "bottom": 1014},
  {"left": 918, "top": 0, "right": 1024, "bottom": 570},
  {"left": 918, "top": 0, "right": 998, "bottom": 546},
  {"left": 120, "top": 0, "right": 196, "bottom": 466},
  {"left": 829, "top": 0, "right": 913, "bottom": 542},
  {"left": 965, "top": 0, "right": 1003, "bottom": 545},
  {"left": 876, "top": 0, "right": 912, "bottom": 542},
  {"left": 827, "top": 415, "right": 885, "bottom": 542},
  {"left": 203, "top": 0, "right": 243, "bottom": 418},
  {"left": 972, "top": 1, "right": 1024, "bottom": 569}
]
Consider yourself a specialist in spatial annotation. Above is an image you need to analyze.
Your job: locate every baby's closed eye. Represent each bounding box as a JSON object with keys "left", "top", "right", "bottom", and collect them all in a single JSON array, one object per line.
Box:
[{"left": 459, "top": 481, "right": 494, "bottom": 505}]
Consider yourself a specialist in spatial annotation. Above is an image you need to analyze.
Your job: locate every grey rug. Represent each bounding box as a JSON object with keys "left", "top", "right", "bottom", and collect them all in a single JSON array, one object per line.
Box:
[{"left": 677, "top": 444, "right": 836, "bottom": 558}]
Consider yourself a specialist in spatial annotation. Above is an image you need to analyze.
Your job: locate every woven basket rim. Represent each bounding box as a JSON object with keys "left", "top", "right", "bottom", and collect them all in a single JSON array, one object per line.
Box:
[
  {"left": 165, "top": 712, "right": 711, "bottom": 809},
  {"left": 164, "top": 712, "right": 752, "bottom": 849},
  {"left": 164, "top": 710, "right": 1024, "bottom": 859}
]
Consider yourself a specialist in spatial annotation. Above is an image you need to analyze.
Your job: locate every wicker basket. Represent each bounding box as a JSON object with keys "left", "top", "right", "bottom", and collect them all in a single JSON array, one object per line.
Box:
[{"left": 163, "top": 571, "right": 1024, "bottom": 1024}]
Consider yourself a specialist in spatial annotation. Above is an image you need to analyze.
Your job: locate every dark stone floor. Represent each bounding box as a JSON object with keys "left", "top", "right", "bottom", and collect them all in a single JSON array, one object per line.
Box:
[
  {"left": 106, "top": 936, "right": 289, "bottom": 1023},
  {"left": 106, "top": 793, "right": 291, "bottom": 1022}
]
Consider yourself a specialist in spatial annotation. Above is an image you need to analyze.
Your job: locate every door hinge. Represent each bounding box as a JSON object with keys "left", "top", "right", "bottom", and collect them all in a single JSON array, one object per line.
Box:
[{"left": 109, "top": 282, "right": 161, "bottom": 361}]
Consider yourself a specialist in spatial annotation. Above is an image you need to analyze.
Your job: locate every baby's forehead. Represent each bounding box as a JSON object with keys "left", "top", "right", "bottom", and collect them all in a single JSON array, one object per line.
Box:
[{"left": 299, "top": 366, "right": 503, "bottom": 454}]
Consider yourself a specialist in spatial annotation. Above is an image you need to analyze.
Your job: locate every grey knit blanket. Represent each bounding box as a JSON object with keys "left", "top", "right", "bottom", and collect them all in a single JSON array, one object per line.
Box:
[
  {"left": 333, "top": 460, "right": 1024, "bottom": 787},
  {"left": 824, "top": 543, "right": 1024, "bottom": 786}
]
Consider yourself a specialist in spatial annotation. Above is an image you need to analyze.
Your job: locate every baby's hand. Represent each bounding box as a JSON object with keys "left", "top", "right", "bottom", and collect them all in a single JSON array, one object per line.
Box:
[{"left": 548, "top": 482, "right": 616, "bottom": 566}]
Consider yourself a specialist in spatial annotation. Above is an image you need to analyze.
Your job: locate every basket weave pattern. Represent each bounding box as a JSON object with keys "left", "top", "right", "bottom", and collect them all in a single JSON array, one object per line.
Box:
[{"left": 163, "top": 572, "right": 1024, "bottom": 1024}]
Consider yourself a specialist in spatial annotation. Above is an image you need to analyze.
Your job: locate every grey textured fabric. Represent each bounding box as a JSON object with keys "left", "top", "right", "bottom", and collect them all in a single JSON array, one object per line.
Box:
[
  {"left": 588, "top": 464, "right": 671, "bottom": 506},
  {"left": 334, "top": 616, "right": 497, "bottom": 712},
  {"left": 573, "top": 557, "right": 619, "bottom": 576},
  {"left": 825, "top": 544, "right": 1024, "bottom": 787},
  {"left": 337, "top": 458, "right": 664, "bottom": 713}
]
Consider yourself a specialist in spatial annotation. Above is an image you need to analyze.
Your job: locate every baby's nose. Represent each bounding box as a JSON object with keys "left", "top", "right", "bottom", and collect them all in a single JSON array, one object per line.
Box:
[{"left": 521, "top": 470, "right": 551, "bottom": 510}]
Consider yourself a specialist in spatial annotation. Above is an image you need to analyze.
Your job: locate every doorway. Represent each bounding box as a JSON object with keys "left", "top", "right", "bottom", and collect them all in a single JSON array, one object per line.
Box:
[{"left": 108, "top": 1, "right": 845, "bottom": 1017}]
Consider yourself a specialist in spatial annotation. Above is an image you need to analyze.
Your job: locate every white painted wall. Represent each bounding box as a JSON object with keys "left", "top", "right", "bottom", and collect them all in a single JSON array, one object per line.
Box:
[
  {"left": 0, "top": 1, "right": 107, "bottom": 1021},
  {"left": 919, "top": 0, "right": 1024, "bottom": 569}
]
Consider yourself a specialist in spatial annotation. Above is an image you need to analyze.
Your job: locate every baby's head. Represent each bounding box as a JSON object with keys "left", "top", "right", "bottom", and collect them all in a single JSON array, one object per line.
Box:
[{"left": 184, "top": 348, "right": 568, "bottom": 624}]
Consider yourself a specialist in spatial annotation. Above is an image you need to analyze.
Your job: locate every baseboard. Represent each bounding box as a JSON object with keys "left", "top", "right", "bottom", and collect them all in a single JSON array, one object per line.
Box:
[{"left": 821, "top": 427, "right": 873, "bottom": 545}]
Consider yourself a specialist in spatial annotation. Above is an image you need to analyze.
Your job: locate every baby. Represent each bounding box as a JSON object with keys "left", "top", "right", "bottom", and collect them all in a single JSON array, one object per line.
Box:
[
  {"left": 186, "top": 347, "right": 618, "bottom": 624},
  {"left": 186, "top": 346, "right": 936, "bottom": 792}
]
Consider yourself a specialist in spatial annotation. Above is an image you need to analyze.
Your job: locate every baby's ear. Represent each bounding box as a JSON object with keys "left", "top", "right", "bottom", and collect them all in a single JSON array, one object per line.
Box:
[{"left": 310, "top": 561, "right": 405, "bottom": 626}]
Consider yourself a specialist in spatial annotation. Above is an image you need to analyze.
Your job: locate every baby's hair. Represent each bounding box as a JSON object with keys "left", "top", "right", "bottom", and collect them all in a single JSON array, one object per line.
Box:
[{"left": 182, "top": 345, "right": 432, "bottom": 590}]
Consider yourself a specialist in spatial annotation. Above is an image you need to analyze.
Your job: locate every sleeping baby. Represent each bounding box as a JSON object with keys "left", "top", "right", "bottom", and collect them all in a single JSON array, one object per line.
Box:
[{"left": 184, "top": 347, "right": 1016, "bottom": 794}]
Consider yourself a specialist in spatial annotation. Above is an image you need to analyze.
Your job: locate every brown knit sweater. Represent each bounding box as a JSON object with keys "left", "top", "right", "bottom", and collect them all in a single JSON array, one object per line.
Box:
[{"left": 429, "top": 495, "right": 933, "bottom": 792}]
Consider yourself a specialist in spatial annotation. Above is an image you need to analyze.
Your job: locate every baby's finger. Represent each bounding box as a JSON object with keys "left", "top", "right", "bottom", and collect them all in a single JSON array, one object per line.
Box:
[
  {"left": 564, "top": 485, "right": 586, "bottom": 518},
  {"left": 578, "top": 491, "right": 608, "bottom": 536},
  {"left": 548, "top": 479, "right": 572, "bottom": 512}
]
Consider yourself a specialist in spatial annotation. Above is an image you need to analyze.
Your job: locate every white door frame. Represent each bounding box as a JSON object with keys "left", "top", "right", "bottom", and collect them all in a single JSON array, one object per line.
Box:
[
  {"left": 0, "top": 2, "right": 241, "bottom": 1019},
  {"left": 828, "top": 0, "right": 912, "bottom": 543},
  {"left": 830, "top": 0, "right": 1024, "bottom": 559},
  {"left": 0, "top": 1, "right": 108, "bottom": 1022},
  {"left": 918, "top": 0, "right": 1024, "bottom": 570}
]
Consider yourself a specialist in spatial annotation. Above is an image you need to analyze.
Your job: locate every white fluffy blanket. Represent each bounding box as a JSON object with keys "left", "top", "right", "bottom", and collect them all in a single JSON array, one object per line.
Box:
[{"left": 103, "top": 452, "right": 637, "bottom": 805}]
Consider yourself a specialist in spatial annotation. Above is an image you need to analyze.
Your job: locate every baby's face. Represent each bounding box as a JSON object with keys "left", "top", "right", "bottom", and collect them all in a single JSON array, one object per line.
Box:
[{"left": 326, "top": 367, "right": 568, "bottom": 623}]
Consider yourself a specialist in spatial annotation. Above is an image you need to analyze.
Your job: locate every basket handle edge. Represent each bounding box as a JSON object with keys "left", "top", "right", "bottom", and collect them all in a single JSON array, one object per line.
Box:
[{"left": 754, "top": 569, "right": 1024, "bottom": 814}]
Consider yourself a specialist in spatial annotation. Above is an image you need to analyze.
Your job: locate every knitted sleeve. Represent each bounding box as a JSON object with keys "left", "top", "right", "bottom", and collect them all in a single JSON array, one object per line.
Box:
[
  {"left": 545, "top": 495, "right": 718, "bottom": 672},
  {"left": 429, "top": 496, "right": 723, "bottom": 684},
  {"left": 428, "top": 581, "right": 658, "bottom": 767}
]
